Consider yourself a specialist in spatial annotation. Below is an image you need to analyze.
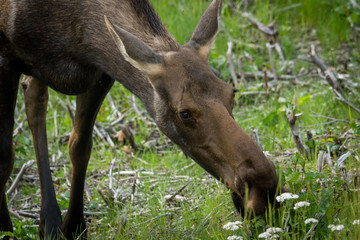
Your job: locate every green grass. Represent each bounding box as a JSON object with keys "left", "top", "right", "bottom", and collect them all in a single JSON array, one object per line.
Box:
[{"left": 4, "top": 0, "right": 360, "bottom": 239}]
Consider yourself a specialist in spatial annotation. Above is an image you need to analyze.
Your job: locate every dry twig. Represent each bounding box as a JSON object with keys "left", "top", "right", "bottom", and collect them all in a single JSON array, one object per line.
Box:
[{"left": 7, "top": 160, "right": 35, "bottom": 196}]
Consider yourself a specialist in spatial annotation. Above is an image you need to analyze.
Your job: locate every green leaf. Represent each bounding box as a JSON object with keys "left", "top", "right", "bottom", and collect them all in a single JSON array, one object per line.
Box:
[
  {"left": 287, "top": 172, "right": 302, "bottom": 184},
  {"left": 262, "top": 111, "right": 279, "bottom": 127},
  {"left": 0, "top": 232, "right": 15, "bottom": 238},
  {"left": 305, "top": 139, "right": 316, "bottom": 148},
  {"left": 298, "top": 94, "right": 311, "bottom": 106}
]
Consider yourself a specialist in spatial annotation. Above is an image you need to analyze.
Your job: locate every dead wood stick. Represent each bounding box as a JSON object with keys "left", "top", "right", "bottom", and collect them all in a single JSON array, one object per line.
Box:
[
  {"left": 241, "top": 12, "right": 278, "bottom": 41},
  {"left": 7, "top": 160, "right": 35, "bottom": 196},
  {"left": 238, "top": 71, "right": 299, "bottom": 80},
  {"left": 165, "top": 184, "right": 189, "bottom": 202},
  {"left": 53, "top": 110, "right": 58, "bottom": 141},
  {"left": 227, "top": 42, "right": 239, "bottom": 87},
  {"left": 350, "top": 0, "right": 360, "bottom": 9},
  {"left": 237, "top": 56, "right": 248, "bottom": 89},
  {"left": 109, "top": 158, "right": 116, "bottom": 195},
  {"left": 310, "top": 112, "right": 349, "bottom": 123},
  {"left": 75, "top": 228, "right": 88, "bottom": 240},
  {"left": 12, "top": 210, "right": 39, "bottom": 220},
  {"left": 298, "top": 45, "right": 360, "bottom": 114},
  {"left": 262, "top": 67, "right": 268, "bottom": 91},
  {"left": 84, "top": 181, "right": 92, "bottom": 201},
  {"left": 286, "top": 96, "right": 306, "bottom": 155},
  {"left": 275, "top": 43, "right": 285, "bottom": 64},
  {"left": 240, "top": 91, "right": 270, "bottom": 96},
  {"left": 309, "top": 45, "right": 340, "bottom": 92},
  {"left": 266, "top": 43, "right": 278, "bottom": 83},
  {"left": 97, "top": 189, "right": 109, "bottom": 206},
  {"left": 250, "top": 127, "right": 263, "bottom": 151},
  {"left": 348, "top": 16, "right": 360, "bottom": 32},
  {"left": 334, "top": 89, "right": 360, "bottom": 114}
]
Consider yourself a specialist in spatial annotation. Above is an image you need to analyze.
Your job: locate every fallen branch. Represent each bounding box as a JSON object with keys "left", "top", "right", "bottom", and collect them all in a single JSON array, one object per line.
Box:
[
  {"left": 240, "top": 91, "right": 270, "bottom": 96},
  {"left": 238, "top": 71, "right": 303, "bottom": 81},
  {"left": 334, "top": 89, "right": 360, "bottom": 114},
  {"left": 10, "top": 210, "right": 39, "bottom": 220},
  {"left": 7, "top": 160, "right": 35, "bottom": 196},
  {"left": 298, "top": 45, "right": 360, "bottom": 114},
  {"left": 241, "top": 12, "right": 278, "bottom": 42}
]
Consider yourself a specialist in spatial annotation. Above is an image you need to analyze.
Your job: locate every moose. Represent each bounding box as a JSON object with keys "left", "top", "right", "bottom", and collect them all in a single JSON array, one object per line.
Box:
[{"left": 0, "top": 0, "right": 288, "bottom": 239}]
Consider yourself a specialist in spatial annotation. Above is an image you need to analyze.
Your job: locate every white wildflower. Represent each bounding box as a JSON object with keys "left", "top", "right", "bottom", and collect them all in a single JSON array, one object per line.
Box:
[
  {"left": 258, "top": 227, "right": 282, "bottom": 239},
  {"left": 223, "top": 221, "right": 243, "bottom": 231},
  {"left": 278, "top": 97, "right": 286, "bottom": 103},
  {"left": 328, "top": 224, "right": 345, "bottom": 231},
  {"left": 305, "top": 218, "right": 318, "bottom": 225},
  {"left": 258, "top": 232, "right": 272, "bottom": 239},
  {"left": 266, "top": 227, "right": 283, "bottom": 234},
  {"left": 227, "top": 236, "right": 243, "bottom": 240},
  {"left": 276, "top": 192, "right": 299, "bottom": 202},
  {"left": 353, "top": 220, "right": 360, "bottom": 225},
  {"left": 294, "top": 201, "right": 310, "bottom": 210}
]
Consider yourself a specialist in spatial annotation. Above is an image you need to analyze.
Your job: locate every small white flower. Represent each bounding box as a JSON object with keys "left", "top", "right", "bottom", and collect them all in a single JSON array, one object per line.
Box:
[
  {"left": 258, "top": 232, "right": 272, "bottom": 239},
  {"left": 227, "top": 236, "right": 243, "bottom": 240},
  {"left": 223, "top": 221, "right": 243, "bottom": 231},
  {"left": 164, "top": 195, "right": 187, "bottom": 202},
  {"left": 276, "top": 193, "right": 299, "bottom": 202},
  {"left": 259, "top": 227, "right": 283, "bottom": 239},
  {"left": 328, "top": 224, "right": 345, "bottom": 231},
  {"left": 353, "top": 220, "right": 360, "bottom": 225},
  {"left": 294, "top": 201, "right": 310, "bottom": 210},
  {"left": 305, "top": 218, "right": 318, "bottom": 225},
  {"left": 266, "top": 227, "right": 283, "bottom": 234},
  {"left": 278, "top": 97, "right": 286, "bottom": 103}
]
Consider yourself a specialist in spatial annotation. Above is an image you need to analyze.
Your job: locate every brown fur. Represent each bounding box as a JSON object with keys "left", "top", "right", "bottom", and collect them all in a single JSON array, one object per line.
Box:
[{"left": 0, "top": 0, "right": 287, "bottom": 239}]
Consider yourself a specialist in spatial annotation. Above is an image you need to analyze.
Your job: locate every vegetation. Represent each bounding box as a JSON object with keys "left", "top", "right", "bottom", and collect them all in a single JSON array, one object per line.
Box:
[{"left": 3, "top": 0, "right": 360, "bottom": 239}]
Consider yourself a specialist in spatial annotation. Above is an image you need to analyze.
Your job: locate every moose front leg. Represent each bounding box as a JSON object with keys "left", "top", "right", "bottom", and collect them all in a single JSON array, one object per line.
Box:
[
  {"left": 0, "top": 60, "right": 20, "bottom": 238},
  {"left": 22, "top": 76, "right": 62, "bottom": 239},
  {"left": 62, "top": 74, "right": 114, "bottom": 240}
]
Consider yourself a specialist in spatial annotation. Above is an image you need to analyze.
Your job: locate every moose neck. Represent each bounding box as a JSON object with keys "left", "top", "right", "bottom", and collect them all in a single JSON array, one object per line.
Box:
[{"left": 89, "top": 0, "right": 180, "bottom": 116}]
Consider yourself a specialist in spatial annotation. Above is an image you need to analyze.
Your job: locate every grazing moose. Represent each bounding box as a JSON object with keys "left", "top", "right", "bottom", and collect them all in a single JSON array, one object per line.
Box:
[{"left": 0, "top": 0, "right": 288, "bottom": 239}]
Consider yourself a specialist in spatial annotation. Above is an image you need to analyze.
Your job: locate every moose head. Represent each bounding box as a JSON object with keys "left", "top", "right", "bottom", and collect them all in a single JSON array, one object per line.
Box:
[{"left": 105, "top": 0, "right": 287, "bottom": 216}]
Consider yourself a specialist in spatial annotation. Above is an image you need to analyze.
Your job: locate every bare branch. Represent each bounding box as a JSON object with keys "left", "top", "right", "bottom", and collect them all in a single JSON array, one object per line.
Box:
[
  {"left": 7, "top": 160, "right": 35, "bottom": 196},
  {"left": 241, "top": 12, "right": 278, "bottom": 42}
]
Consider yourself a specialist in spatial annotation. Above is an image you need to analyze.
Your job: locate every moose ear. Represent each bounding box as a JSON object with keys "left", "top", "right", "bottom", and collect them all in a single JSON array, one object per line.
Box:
[
  {"left": 104, "top": 16, "right": 164, "bottom": 76},
  {"left": 186, "top": 0, "right": 222, "bottom": 60}
]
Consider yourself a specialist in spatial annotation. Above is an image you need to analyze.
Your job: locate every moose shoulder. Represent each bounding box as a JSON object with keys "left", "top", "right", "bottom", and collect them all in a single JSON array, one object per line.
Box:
[{"left": 0, "top": 0, "right": 288, "bottom": 239}]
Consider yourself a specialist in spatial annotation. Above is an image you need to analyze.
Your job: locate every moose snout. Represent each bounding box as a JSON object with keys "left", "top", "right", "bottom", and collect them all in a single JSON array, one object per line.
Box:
[{"left": 230, "top": 171, "right": 290, "bottom": 216}]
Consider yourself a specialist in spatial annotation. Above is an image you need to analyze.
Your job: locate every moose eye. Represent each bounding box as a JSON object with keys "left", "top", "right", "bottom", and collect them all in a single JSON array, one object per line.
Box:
[{"left": 179, "top": 110, "right": 192, "bottom": 121}]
